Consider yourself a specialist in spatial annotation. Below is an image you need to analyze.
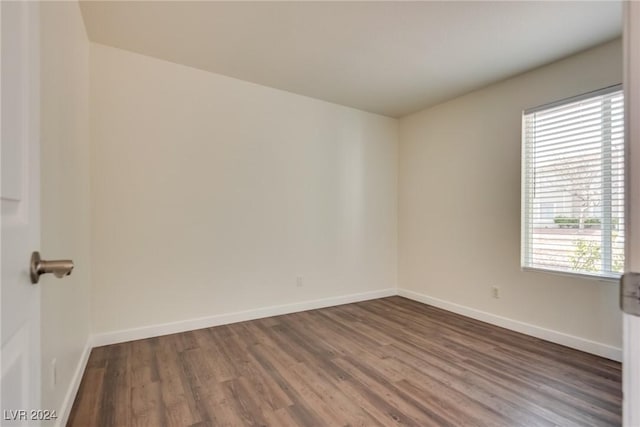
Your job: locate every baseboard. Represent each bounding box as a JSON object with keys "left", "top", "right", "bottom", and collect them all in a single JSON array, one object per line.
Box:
[
  {"left": 397, "top": 288, "right": 622, "bottom": 362},
  {"left": 56, "top": 337, "right": 92, "bottom": 427},
  {"left": 90, "top": 287, "right": 621, "bottom": 361},
  {"left": 91, "top": 288, "right": 396, "bottom": 347}
]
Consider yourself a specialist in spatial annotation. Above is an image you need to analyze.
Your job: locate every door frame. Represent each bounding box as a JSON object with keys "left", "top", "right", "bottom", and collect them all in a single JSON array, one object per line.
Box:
[{"left": 623, "top": 2, "right": 640, "bottom": 426}]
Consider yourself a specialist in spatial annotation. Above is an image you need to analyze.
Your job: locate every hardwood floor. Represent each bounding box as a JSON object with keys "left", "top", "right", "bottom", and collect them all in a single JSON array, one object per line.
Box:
[{"left": 67, "top": 297, "right": 621, "bottom": 427}]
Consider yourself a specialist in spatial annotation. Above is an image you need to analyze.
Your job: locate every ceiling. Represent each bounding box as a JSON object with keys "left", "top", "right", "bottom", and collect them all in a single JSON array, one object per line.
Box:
[{"left": 79, "top": 1, "right": 622, "bottom": 118}]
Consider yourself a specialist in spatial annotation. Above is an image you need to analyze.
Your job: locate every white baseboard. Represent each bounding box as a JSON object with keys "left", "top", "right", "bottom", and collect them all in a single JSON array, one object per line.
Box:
[
  {"left": 56, "top": 337, "right": 92, "bottom": 427},
  {"left": 91, "top": 288, "right": 396, "bottom": 347},
  {"left": 397, "top": 289, "right": 622, "bottom": 362},
  {"left": 90, "top": 287, "right": 621, "bottom": 361}
]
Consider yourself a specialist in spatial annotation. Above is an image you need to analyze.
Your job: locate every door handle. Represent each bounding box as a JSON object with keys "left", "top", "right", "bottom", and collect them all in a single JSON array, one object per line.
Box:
[{"left": 30, "top": 251, "right": 74, "bottom": 284}]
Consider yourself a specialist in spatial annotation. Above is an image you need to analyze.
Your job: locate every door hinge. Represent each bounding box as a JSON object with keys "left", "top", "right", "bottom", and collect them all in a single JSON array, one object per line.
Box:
[{"left": 621, "top": 272, "right": 640, "bottom": 316}]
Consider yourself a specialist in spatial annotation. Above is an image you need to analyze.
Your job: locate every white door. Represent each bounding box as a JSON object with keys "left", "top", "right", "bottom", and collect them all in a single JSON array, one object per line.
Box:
[
  {"left": 0, "top": 1, "right": 41, "bottom": 425},
  {"left": 623, "top": 2, "right": 640, "bottom": 426}
]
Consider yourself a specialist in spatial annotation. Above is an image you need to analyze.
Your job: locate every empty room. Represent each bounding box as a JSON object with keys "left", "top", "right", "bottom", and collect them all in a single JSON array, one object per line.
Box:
[{"left": 2, "top": 1, "right": 640, "bottom": 426}]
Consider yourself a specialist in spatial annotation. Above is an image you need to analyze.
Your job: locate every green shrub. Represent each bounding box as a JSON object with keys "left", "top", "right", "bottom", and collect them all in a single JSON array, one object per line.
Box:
[
  {"left": 584, "top": 218, "right": 600, "bottom": 229},
  {"left": 570, "top": 239, "right": 600, "bottom": 272},
  {"left": 552, "top": 217, "right": 617, "bottom": 229},
  {"left": 554, "top": 216, "right": 579, "bottom": 228}
]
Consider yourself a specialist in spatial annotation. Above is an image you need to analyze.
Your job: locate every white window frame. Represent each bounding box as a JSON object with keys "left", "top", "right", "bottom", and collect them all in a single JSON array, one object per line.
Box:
[{"left": 521, "top": 84, "right": 624, "bottom": 282}]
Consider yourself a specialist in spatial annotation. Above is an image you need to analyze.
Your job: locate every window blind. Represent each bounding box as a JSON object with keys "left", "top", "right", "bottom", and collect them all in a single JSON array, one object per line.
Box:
[{"left": 521, "top": 85, "right": 624, "bottom": 279}]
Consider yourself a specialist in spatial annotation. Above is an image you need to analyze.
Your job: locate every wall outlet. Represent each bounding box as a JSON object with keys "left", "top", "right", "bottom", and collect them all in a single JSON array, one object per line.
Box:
[
  {"left": 492, "top": 286, "right": 500, "bottom": 299},
  {"left": 50, "top": 358, "right": 57, "bottom": 389},
  {"left": 296, "top": 276, "right": 303, "bottom": 287}
]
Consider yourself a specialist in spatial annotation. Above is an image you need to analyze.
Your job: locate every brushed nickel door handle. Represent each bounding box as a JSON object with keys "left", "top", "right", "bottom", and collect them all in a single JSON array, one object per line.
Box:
[{"left": 30, "top": 251, "right": 74, "bottom": 284}]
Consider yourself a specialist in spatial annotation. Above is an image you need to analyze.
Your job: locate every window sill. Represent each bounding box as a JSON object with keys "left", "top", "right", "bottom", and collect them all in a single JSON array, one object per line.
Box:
[{"left": 521, "top": 266, "right": 620, "bottom": 284}]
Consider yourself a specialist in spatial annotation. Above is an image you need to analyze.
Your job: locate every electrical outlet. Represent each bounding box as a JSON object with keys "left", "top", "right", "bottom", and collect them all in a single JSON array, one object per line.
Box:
[
  {"left": 492, "top": 286, "right": 500, "bottom": 299},
  {"left": 296, "top": 276, "right": 303, "bottom": 287},
  {"left": 51, "top": 358, "right": 57, "bottom": 389}
]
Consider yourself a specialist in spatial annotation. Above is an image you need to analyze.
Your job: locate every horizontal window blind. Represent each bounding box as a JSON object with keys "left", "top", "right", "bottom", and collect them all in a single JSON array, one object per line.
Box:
[{"left": 522, "top": 85, "right": 624, "bottom": 279}]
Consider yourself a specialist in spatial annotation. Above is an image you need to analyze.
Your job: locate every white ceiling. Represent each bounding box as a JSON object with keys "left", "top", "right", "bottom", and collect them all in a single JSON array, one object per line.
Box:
[{"left": 79, "top": 1, "right": 622, "bottom": 118}]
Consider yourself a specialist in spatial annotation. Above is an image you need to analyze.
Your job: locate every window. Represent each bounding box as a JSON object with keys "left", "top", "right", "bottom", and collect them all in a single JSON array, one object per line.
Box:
[{"left": 522, "top": 85, "right": 624, "bottom": 279}]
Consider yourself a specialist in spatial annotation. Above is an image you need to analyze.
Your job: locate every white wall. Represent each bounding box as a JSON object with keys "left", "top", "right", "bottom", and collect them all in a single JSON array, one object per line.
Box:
[
  {"left": 40, "top": 1, "right": 91, "bottom": 421},
  {"left": 399, "top": 39, "right": 623, "bottom": 352},
  {"left": 90, "top": 44, "right": 398, "bottom": 335}
]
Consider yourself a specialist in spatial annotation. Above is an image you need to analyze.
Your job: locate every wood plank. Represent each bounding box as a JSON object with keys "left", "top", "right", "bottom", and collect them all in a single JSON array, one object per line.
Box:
[{"left": 68, "top": 296, "right": 621, "bottom": 427}]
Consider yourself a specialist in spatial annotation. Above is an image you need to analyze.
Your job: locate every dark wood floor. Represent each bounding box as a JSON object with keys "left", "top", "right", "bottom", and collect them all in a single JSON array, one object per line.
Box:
[{"left": 68, "top": 296, "right": 621, "bottom": 427}]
